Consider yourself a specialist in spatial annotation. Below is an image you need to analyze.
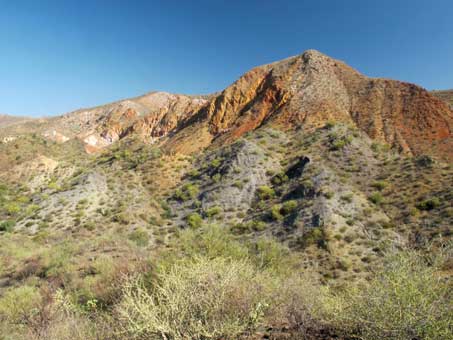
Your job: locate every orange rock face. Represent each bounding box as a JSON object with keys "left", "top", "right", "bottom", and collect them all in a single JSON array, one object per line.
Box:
[
  {"left": 167, "top": 50, "right": 453, "bottom": 159},
  {"left": 35, "top": 50, "right": 452, "bottom": 159}
]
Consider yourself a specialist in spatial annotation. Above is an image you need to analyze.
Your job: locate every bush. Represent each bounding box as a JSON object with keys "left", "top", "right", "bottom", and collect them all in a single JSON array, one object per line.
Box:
[
  {"left": 117, "top": 257, "right": 270, "bottom": 340},
  {"left": 281, "top": 200, "right": 298, "bottom": 215},
  {"left": 270, "top": 205, "right": 283, "bottom": 221},
  {"left": 186, "top": 212, "right": 203, "bottom": 229},
  {"left": 299, "top": 228, "right": 326, "bottom": 248},
  {"left": 257, "top": 186, "right": 275, "bottom": 200},
  {"left": 271, "top": 172, "right": 289, "bottom": 185},
  {"left": 0, "top": 220, "right": 16, "bottom": 232},
  {"left": 371, "top": 180, "right": 388, "bottom": 191},
  {"left": 324, "top": 248, "right": 453, "bottom": 340},
  {"left": 368, "top": 192, "right": 384, "bottom": 205},
  {"left": 128, "top": 229, "right": 150, "bottom": 247},
  {"left": 416, "top": 197, "right": 441, "bottom": 211},
  {"left": 232, "top": 220, "right": 267, "bottom": 234},
  {"left": 174, "top": 183, "right": 199, "bottom": 202},
  {"left": 0, "top": 285, "right": 42, "bottom": 323},
  {"left": 205, "top": 206, "right": 222, "bottom": 218},
  {"left": 5, "top": 202, "right": 20, "bottom": 215}
]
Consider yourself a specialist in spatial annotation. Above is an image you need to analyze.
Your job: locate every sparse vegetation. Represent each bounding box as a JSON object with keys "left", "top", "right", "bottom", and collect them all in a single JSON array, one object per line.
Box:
[{"left": 257, "top": 186, "right": 275, "bottom": 200}]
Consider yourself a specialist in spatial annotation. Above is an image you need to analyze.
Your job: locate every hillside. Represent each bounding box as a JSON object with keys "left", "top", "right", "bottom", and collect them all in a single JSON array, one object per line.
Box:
[
  {"left": 0, "top": 51, "right": 452, "bottom": 340},
  {"left": 0, "top": 114, "right": 31, "bottom": 128},
  {"left": 432, "top": 89, "right": 453, "bottom": 109}
]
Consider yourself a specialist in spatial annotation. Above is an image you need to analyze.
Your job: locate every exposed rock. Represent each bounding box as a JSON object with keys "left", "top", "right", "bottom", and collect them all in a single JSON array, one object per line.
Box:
[
  {"left": 170, "top": 50, "right": 453, "bottom": 159},
  {"left": 42, "top": 129, "right": 70, "bottom": 143}
]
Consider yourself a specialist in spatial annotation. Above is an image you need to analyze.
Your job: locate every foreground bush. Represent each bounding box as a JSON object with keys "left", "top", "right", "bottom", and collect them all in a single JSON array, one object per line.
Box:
[
  {"left": 324, "top": 247, "right": 453, "bottom": 340},
  {"left": 116, "top": 225, "right": 324, "bottom": 339},
  {"left": 117, "top": 257, "right": 271, "bottom": 339}
]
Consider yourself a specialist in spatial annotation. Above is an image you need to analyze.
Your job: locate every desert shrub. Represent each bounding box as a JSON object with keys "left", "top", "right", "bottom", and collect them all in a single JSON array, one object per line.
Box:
[
  {"left": 324, "top": 121, "right": 335, "bottom": 129},
  {"left": 0, "top": 220, "right": 16, "bottom": 232},
  {"left": 270, "top": 204, "right": 283, "bottom": 221},
  {"left": 0, "top": 285, "right": 42, "bottom": 323},
  {"left": 371, "top": 180, "right": 388, "bottom": 191},
  {"left": 186, "top": 212, "right": 203, "bottom": 229},
  {"left": 232, "top": 180, "right": 243, "bottom": 189},
  {"left": 188, "top": 169, "right": 200, "bottom": 178},
  {"left": 5, "top": 202, "right": 20, "bottom": 215},
  {"left": 128, "top": 229, "right": 149, "bottom": 247},
  {"left": 340, "top": 193, "right": 353, "bottom": 203},
  {"left": 323, "top": 190, "right": 334, "bottom": 199},
  {"left": 416, "top": 197, "right": 441, "bottom": 211},
  {"left": 232, "top": 220, "right": 267, "bottom": 234},
  {"left": 117, "top": 257, "right": 271, "bottom": 340},
  {"left": 324, "top": 248, "right": 453, "bottom": 340},
  {"left": 204, "top": 206, "right": 222, "bottom": 218},
  {"left": 415, "top": 155, "right": 434, "bottom": 168},
  {"left": 330, "top": 135, "right": 352, "bottom": 151},
  {"left": 299, "top": 228, "right": 326, "bottom": 249},
  {"left": 174, "top": 183, "right": 199, "bottom": 202},
  {"left": 211, "top": 173, "right": 221, "bottom": 183},
  {"left": 271, "top": 172, "right": 289, "bottom": 185},
  {"left": 210, "top": 158, "right": 222, "bottom": 168},
  {"left": 41, "top": 242, "right": 77, "bottom": 282},
  {"left": 368, "top": 192, "right": 383, "bottom": 205},
  {"left": 257, "top": 186, "right": 275, "bottom": 200},
  {"left": 281, "top": 200, "right": 298, "bottom": 215}
]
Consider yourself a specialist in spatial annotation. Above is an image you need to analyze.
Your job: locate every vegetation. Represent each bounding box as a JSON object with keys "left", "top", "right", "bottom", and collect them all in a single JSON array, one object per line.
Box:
[
  {"left": 324, "top": 247, "right": 452, "bottom": 340},
  {"left": 186, "top": 212, "right": 203, "bottom": 228},
  {"left": 257, "top": 186, "right": 275, "bottom": 200}
]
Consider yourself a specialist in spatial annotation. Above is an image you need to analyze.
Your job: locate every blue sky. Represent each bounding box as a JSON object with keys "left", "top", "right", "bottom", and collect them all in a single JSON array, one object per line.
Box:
[{"left": 1, "top": 0, "right": 452, "bottom": 117}]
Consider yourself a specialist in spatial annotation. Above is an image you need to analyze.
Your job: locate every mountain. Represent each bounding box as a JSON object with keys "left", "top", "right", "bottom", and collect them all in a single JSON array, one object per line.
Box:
[
  {"left": 0, "top": 114, "right": 31, "bottom": 128},
  {"left": 5, "top": 50, "right": 451, "bottom": 159},
  {"left": 0, "top": 51, "right": 452, "bottom": 340},
  {"left": 432, "top": 89, "right": 453, "bottom": 109}
]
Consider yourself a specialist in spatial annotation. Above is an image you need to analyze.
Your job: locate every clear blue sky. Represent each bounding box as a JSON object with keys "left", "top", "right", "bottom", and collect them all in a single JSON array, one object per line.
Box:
[{"left": 1, "top": 0, "right": 452, "bottom": 117}]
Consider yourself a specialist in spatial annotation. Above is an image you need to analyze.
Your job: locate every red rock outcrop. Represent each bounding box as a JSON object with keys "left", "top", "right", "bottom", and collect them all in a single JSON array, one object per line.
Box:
[{"left": 167, "top": 50, "right": 453, "bottom": 159}]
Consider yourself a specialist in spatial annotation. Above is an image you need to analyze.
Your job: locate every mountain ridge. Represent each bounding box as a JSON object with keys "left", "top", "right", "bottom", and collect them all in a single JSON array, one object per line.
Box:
[{"left": 3, "top": 50, "right": 451, "bottom": 159}]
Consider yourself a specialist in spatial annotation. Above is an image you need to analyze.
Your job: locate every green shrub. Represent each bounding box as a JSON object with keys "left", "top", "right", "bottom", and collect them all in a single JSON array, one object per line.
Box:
[
  {"left": 340, "top": 193, "right": 353, "bottom": 203},
  {"left": 0, "top": 220, "right": 15, "bottom": 232},
  {"left": 257, "top": 186, "right": 275, "bottom": 200},
  {"left": 416, "top": 197, "right": 441, "bottom": 211},
  {"left": 324, "top": 248, "right": 452, "bottom": 340},
  {"left": 368, "top": 192, "right": 384, "bottom": 205},
  {"left": 175, "top": 183, "right": 199, "bottom": 201},
  {"left": 281, "top": 200, "right": 298, "bottom": 215},
  {"left": 211, "top": 173, "right": 221, "bottom": 182},
  {"left": 0, "top": 285, "right": 42, "bottom": 323},
  {"left": 128, "top": 229, "right": 149, "bottom": 247},
  {"left": 271, "top": 172, "right": 289, "bottom": 185},
  {"left": 232, "top": 220, "right": 267, "bottom": 234},
  {"left": 186, "top": 212, "right": 203, "bottom": 229},
  {"left": 5, "top": 203, "right": 20, "bottom": 215},
  {"left": 232, "top": 180, "right": 243, "bottom": 189},
  {"left": 299, "top": 228, "right": 326, "bottom": 248},
  {"left": 270, "top": 205, "right": 283, "bottom": 221},
  {"left": 205, "top": 206, "right": 222, "bottom": 218},
  {"left": 371, "top": 180, "right": 388, "bottom": 191},
  {"left": 210, "top": 158, "right": 222, "bottom": 168}
]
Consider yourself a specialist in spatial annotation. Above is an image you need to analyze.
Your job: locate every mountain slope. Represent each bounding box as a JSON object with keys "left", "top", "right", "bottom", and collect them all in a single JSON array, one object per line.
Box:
[
  {"left": 166, "top": 50, "right": 453, "bottom": 158},
  {"left": 0, "top": 114, "right": 31, "bottom": 128},
  {"left": 3, "top": 50, "right": 452, "bottom": 160},
  {"left": 432, "top": 89, "right": 453, "bottom": 109}
]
